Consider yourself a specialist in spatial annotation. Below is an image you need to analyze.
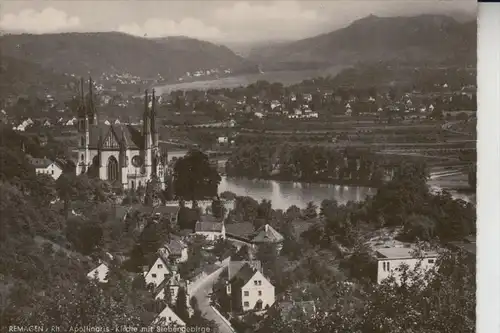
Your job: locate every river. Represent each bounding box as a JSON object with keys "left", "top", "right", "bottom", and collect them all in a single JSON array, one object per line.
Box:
[
  {"left": 218, "top": 176, "right": 475, "bottom": 211},
  {"left": 218, "top": 176, "right": 376, "bottom": 210},
  {"left": 154, "top": 66, "right": 345, "bottom": 94}
]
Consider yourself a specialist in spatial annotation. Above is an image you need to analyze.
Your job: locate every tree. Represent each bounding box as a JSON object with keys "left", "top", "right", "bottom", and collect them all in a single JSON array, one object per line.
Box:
[
  {"left": 172, "top": 150, "right": 221, "bottom": 201},
  {"left": 17, "top": 278, "right": 146, "bottom": 329},
  {"left": 174, "top": 287, "right": 189, "bottom": 322},
  {"left": 0, "top": 147, "right": 34, "bottom": 181},
  {"left": 211, "top": 198, "right": 226, "bottom": 219},
  {"left": 302, "top": 201, "right": 318, "bottom": 219},
  {"left": 212, "top": 238, "right": 237, "bottom": 260}
]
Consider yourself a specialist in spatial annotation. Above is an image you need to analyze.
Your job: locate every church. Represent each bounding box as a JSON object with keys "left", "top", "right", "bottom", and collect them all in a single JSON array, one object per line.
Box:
[{"left": 75, "top": 78, "right": 167, "bottom": 190}]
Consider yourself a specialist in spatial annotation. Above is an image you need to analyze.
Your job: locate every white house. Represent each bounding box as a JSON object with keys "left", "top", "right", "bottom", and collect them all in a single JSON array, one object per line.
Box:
[
  {"left": 151, "top": 305, "right": 186, "bottom": 328},
  {"left": 217, "top": 136, "right": 229, "bottom": 144},
  {"left": 28, "top": 157, "right": 64, "bottom": 180},
  {"left": 194, "top": 216, "right": 226, "bottom": 241},
  {"left": 144, "top": 257, "right": 171, "bottom": 287},
  {"left": 87, "top": 263, "right": 109, "bottom": 283},
  {"left": 227, "top": 263, "right": 275, "bottom": 311},
  {"left": 376, "top": 247, "right": 438, "bottom": 285}
]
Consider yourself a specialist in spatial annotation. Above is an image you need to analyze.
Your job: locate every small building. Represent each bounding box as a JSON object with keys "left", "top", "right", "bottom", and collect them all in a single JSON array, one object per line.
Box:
[
  {"left": 194, "top": 215, "right": 226, "bottom": 241},
  {"left": 151, "top": 305, "right": 186, "bottom": 328},
  {"left": 155, "top": 269, "right": 185, "bottom": 304},
  {"left": 28, "top": 156, "right": 64, "bottom": 180},
  {"left": 375, "top": 247, "right": 438, "bottom": 285},
  {"left": 226, "top": 262, "right": 275, "bottom": 312},
  {"left": 144, "top": 257, "right": 171, "bottom": 287},
  {"left": 152, "top": 206, "right": 180, "bottom": 224},
  {"left": 159, "top": 237, "right": 188, "bottom": 264},
  {"left": 251, "top": 224, "right": 284, "bottom": 246},
  {"left": 87, "top": 263, "right": 109, "bottom": 283}
]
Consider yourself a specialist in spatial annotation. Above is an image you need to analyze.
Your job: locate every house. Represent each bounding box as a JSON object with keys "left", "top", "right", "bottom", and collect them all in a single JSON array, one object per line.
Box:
[
  {"left": 155, "top": 269, "right": 185, "bottom": 304},
  {"left": 28, "top": 156, "right": 64, "bottom": 180},
  {"left": 251, "top": 224, "right": 284, "bottom": 252},
  {"left": 159, "top": 237, "right": 188, "bottom": 264},
  {"left": 375, "top": 247, "right": 438, "bottom": 284},
  {"left": 87, "top": 263, "right": 109, "bottom": 283},
  {"left": 194, "top": 215, "right": 226, "bottom": 241},
  {"left": 144, "top": 257, "right": 171, "bottom": 287},
  {"left": 152, "top": 206, "right": 180, "bottom": 224},
  {"left": 151, "top": 305, "right": 186, "bottom": 328},
  {"left": 217, "top": 136, "right": 229, "bottom": 144},
  {"left": 226, "top": 263, "right": 275, "bottom": 312},
  {"left": 225, "top": 222, "right": 255, "bottom": 244},
  {"left": 276, "top": 300, "right": 317, "bottom": 322}
]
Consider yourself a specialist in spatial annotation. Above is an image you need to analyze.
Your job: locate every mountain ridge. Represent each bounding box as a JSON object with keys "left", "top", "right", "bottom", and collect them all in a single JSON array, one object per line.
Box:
[
  {"left": 248, "top": 14, "right": 476, "bottom": 71},
  {"left": 0, "top": 32, "right": 259, "bottom": 81}
]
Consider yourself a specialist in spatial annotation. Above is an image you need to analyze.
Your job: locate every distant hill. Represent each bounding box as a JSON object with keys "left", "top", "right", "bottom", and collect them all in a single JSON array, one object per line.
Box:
[
  {"left": 0, "top": 55, "right": 76, "bottom": 99},
  {"left": 248, "top": 15, "right": 477, "bottom": 71},
  {"left": 0, "top": 32, "right": 259, "bottom": 81}
]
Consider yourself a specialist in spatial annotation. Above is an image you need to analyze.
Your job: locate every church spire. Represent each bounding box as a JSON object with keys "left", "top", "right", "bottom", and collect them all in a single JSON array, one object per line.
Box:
[
  {"left": 87, "top": 76, "right": 97, "bottom": 125},
  {"left": 151, "top": 89, "right": 156, "bottom": 144}
]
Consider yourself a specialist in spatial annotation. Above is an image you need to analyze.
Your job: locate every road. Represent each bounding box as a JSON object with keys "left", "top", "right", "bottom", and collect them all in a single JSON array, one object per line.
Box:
[{"left": 192, "top": 265, "right": 235, "bottom": 333}]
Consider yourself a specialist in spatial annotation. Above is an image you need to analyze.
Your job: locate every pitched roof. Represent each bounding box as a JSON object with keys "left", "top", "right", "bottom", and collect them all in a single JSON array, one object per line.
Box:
[
  {"left": 163, "top": 238, "right": 187, "bottom": 256},
  {"left": 88, "top": 123, "right": 144, "bottom": 150},
  {"left": 195, "top": 221, "right": 224, "bottom": 233},
  {"left": 231, "top": 263, "right": 256, "bottom": 285},
  {"left": 376, "top": 247, "right": 438, "bottom": 260},
  {"left": 277, "top": 301, "right": 316, "bottom": 321},
  {"left": 27, "top": 156, "right": 57, "bottom": 169},
  {"left": 228, "top": 260, "right": 262, "bottom": 281},
  {"left": 199, "top": 214, "right": 222, "bottom": 223},
  {"left": 251, "top": 224, "right": 284, "bottom": 243},
  {"left": 153, "top": 206, "right": 180, "bottom": 217},
  {"left": 225, "top": 222, "right": 255, "bottom": 239}
]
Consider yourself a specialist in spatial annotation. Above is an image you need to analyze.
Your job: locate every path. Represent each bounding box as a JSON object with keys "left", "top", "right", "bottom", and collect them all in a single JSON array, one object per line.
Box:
[{"left": 192, "top": 263, "right": 235, "bottom": 333}]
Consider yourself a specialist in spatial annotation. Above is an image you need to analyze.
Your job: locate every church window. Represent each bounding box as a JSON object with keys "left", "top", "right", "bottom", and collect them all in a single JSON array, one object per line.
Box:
[
  {"left": 103, "top": 132, "right": 118, "bottom": 148},
  {"left": 107, "top": 156, "right": 119, "bottom": 181},
  {"left": 125, "top": 156, "right": 129, "bottom": 166},
  {"left": 131, "top": 180, "right": 135, "bottom": 189},
  {"left": 132, "top": 155, "right": 143, "bottom": 167},
  {"left": 81, "top": 154, "right": 84, "bottom": 161},
  {"left": 80, "top": 137, "right": 84, "bottom": 147}
]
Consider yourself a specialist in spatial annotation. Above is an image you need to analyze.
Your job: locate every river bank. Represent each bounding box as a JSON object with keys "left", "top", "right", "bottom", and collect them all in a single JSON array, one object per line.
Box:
[
  {"left": 224, "top": 173, "right": 384, "bottom": 189},
  {"left": 219, "top": 176, "right": 475, "bottom": 210}
]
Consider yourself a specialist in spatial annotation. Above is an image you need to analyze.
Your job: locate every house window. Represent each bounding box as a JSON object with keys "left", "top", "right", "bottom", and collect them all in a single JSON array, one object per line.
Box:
[
  {"left": 244, "top": 291, "right": 249, "bottom": 296},
  {"left": 158, "top": 264, "right": 163, "bottom": 269},
  {"left": 168, "top": 317, "right": 171, "bottom": 321},
  {"left": 152, "top": 274, "right": 157, "bottom": 278},
  {"left": 51, "top": 170, "right": 54, "bottom": 175},
  {"left": 259, "top": 280, "right": 262, "bottom": 285},
  {"left": 254, "top": 281, "right": 258, "bottom": 285},
  {"left": 243, "top": 302, "right": 249, "bottom": 307},
  {"left": 383, "top": 262, "right": 386, "bottom": 271},
  {"left": 428, "top": 259, "right": 435, "bottom": 264},
  {"left": 387, "top": 262, "right": 390, "bottom": 271},
  {"left": 258, "top": 291, "right": 262, "bottom": 296}
]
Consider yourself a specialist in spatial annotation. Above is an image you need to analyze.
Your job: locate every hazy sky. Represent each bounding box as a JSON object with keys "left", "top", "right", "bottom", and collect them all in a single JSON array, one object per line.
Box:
[{"left": 0, "top": 0, "right": 476, "bottom": 43}]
